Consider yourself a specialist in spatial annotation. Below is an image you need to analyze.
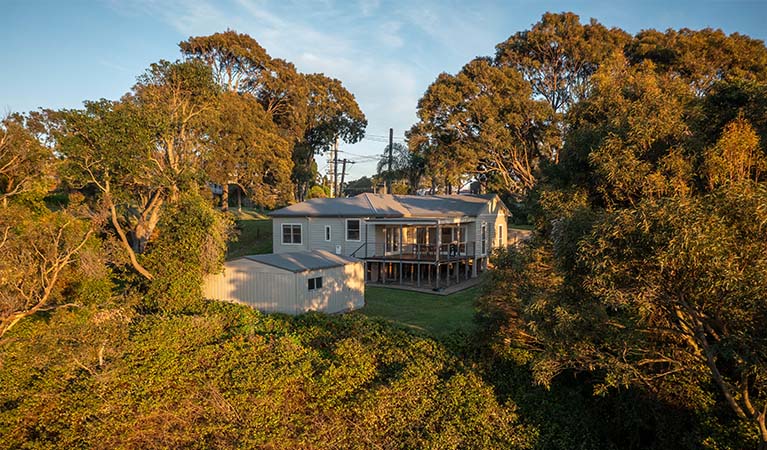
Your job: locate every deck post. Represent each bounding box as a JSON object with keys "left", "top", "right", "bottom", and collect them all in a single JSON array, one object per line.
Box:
[
  {"left": 465, "top": 259, "right": 469, "bottom": 280},
  {"left": 417, "top": 262, "right": 421, "bottom": 287},
  {"left": 435, "top": 262, "right": 440, "bottom": 289},
  {"left": 399, "top": 261, "right": 403, "bottom": 285},
  {"left": 456, "top": 261, "right": 460, "bottom": 283}
]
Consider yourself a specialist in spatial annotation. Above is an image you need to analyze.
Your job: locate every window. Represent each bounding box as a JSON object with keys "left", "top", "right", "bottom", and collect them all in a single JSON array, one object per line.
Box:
[
  {"left": 308, "top": 276, "right": 323, "bottom": 290},
  {"left": 346, "top": 219, "right": 361, "bottom": 241},
  {"left": 281, "top": 223, "right": 302, "bottom": 245},
  {"left": 481, "top": 223, "right": 487, "bottom": 255},
  {"left": 324, "top": 225, "right": 331, "bottom": 242},
  {"left": 498, "top": 225, "right": 503, "bottom": 246}
]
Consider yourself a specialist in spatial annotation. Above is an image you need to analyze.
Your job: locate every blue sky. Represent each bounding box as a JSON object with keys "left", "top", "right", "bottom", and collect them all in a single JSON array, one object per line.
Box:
[{"left": 3, "top": 0, "right": 767, "bottom": 179}]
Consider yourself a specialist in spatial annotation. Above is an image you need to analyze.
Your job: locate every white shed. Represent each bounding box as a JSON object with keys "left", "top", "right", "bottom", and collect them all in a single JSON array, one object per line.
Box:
[{"left": 203, "top": 250, "right": 365, "bottom": 315}]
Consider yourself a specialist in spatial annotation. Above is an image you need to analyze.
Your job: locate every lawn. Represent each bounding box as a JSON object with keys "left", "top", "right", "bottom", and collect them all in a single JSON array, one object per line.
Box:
[
  {"left": 357, "top": 286, "right": 480, "bottom": 339},
  {"left": 227, "top": 209, "right": 272, "bottom": 259}
]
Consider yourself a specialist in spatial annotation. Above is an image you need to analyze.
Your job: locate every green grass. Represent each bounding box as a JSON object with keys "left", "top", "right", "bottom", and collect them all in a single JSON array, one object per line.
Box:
[
  {"left": 357, "top": 286, "right": 480, "bottom": 339},
  {"left": 227, "top": 209, "right": 272, "bottom": 259}
]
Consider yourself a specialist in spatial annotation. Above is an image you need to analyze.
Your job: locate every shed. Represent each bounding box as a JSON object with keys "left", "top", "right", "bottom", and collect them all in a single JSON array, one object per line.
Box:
[{"left": 202, "top": 250, "right": 365, "bottom": 314}]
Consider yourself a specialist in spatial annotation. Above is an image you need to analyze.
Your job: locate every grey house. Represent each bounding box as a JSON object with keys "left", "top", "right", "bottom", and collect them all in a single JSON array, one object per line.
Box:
[{"left": 269, "top": 193, "right": 510, "bottom": 290}]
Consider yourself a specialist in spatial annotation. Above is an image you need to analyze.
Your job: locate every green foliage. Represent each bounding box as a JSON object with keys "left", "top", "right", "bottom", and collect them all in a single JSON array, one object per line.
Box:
[
  {"left": 306, "top": 184, "right": 328, "bottom": 199},
  {"left": 478, "top": 18, "right": 767, "bottom": 447},
  {"left": 0, "top": 114, "right": 53, "bottom": 208},
  {"left": 410, "top": 57, "right": 554, "bottom": 197},
  {"left": 0, "top": 301, "right": 535, "bottom": 449},
  {"left": 142, "top": 193, "right": 233, "bottom": 314},
  {"left": 0, "top": 201, "right": 98, "bottom": 337},
  {"left": 343, "top": 176, "right": 374, "bottom": 196}
]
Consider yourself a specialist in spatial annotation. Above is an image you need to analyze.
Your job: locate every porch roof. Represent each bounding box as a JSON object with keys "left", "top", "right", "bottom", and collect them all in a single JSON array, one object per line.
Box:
[{"left": 365, "top": 217, "right": 475, "bottom": 225}]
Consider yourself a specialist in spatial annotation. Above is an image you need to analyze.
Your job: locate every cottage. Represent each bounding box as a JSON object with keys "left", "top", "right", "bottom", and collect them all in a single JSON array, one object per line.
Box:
[
  {"left": 269, "top": 193, "right": 510, "bottom": 290},
  {"left": 202, "top": 250, "right": 365, "bottom": 314}
]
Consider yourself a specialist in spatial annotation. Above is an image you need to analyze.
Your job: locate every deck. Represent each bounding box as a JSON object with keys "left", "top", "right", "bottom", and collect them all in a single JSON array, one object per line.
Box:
[{"left": 357, "top": 242, "right": 478, "bottom": 263}]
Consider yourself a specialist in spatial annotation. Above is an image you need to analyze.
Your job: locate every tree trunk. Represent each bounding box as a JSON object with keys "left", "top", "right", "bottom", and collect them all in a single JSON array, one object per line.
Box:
[
  {"left": 221, "top": 184, "right": 229, "bottom": 212},
  {"left": 237, "top": 187, "right": 242, "bottom": 212},
  {"left": 108, "top": 200, "right": 153, "bottom": 280},
  {"left": 757, "top": 408, "right": 767, "bottom": 450}
]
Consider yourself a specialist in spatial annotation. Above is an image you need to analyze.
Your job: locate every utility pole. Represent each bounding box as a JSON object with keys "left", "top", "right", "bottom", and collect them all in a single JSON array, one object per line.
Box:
[
  {"left": 339, "top": 158, "right": 348, "bottom": 197},
  {"left": 387, "top": 128, "right": 393, "bottom": 194},
  {"left": 332, "top": 137, "right": 339, "bottom": 197}
]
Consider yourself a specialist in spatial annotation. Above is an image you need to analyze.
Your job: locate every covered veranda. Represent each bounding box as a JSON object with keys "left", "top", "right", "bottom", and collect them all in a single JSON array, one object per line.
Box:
[{"left": 360, "top": 218, "right": 483, "bottom": 291}]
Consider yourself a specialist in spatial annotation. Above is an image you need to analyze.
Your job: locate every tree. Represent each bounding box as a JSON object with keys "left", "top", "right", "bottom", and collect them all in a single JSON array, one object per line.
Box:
[
  {"left": 480, "top": 46, "right": 767, "bottom": 447},
  {"left": 627, "top": 28, "right": 767, "bottom": 96},
  {"left": 0, "top": 206, "right": 94, "bottom": 338},
  {"left": 495, "top": 12, "right": 629, "bottom": 114},
  {"left": 306, "top": 185, "right": 328, "bottom": 199},
  {"left": 52, "top": 60, "right": 220, "bottom": 280},
  {"left": 376, "top": 142, "right": 425, "bottom": 194},
  {"left": 412, "top": 58, "right": 554, "bottom": 197},
  {"left": 0, "top": 114, "right": 53, "bottom": 207},
  {"left": 295, "top": 74, "right": 367, "bottom": 200},
  {"left": 342, "top": 176, "right": 373, "bottom": 196},
  {"left": 206, "top": 91, "right": 293, "bottom": 210},
  {"left": 179, "top": 29, "right": 272, "bottom": 93}
]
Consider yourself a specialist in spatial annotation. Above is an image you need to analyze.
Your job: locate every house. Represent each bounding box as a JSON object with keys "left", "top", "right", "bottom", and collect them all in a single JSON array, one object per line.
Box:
[
  {"left": 202, "top": 250, "right": 365, "bottom": 314},
  {"left": 269, "top": 193, "right": 510, "bottom": 290}
]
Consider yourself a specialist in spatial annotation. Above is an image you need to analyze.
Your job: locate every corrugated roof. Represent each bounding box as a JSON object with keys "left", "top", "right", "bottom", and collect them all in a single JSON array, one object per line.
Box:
[
  {"left": 269, "top": 193, "right": 503, "bottom": 218},
  {"left": 242, "top": 250, "right": 358, "bottom": 273}
]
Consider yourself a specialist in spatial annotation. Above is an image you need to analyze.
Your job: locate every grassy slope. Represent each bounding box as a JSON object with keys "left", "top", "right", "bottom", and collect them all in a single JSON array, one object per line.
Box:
[
  {"left": 357, "top": 286, "right": 479, "bottom": 339},
  {"left": 227, "top": 209, "right": 272, "bottom": 259}
]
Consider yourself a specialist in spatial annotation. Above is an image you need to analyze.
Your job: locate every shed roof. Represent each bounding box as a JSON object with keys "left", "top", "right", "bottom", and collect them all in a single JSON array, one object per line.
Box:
[
  {"left": 241, "top": 250, "right": 358, "bottom": 273},
  {"left": 269, "top": 193, "right": 506, "bottom": 218}
]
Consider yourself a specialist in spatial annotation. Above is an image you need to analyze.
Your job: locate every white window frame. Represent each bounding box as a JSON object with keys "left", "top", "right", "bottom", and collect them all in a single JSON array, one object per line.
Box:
[
  {"left": 308, "top": 276, "right": 323, "bottom": 291},
  {"left": 324, "top": 225, "right": 332, "bottom": 242},
  {"left": 281, "top": 223, "right": 303, "bottom": 245},
  {"left": 345, "top": 218, "right": 361, "bottom": 242}
]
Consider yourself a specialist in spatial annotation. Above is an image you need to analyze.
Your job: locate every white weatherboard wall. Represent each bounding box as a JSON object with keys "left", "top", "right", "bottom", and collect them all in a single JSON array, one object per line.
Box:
[
  {"left": 203, "top": 257, "right": 365, "bottom": 315},
  {"left": 272, "top": 217, "right": 369, "bottom": 257}
]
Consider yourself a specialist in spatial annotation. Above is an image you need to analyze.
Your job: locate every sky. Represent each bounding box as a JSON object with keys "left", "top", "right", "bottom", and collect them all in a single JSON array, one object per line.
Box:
[{"left": 3, "top": 0, "right": 767, "bottom": 180}]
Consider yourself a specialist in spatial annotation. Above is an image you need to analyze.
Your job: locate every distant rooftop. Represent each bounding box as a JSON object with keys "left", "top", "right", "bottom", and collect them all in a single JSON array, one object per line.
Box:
[
  {"left": 241, "top": 250, "right": 358, "bottom": 273},
  {"left": 269, "top": 193, "right": 504, "bottom": 218}
]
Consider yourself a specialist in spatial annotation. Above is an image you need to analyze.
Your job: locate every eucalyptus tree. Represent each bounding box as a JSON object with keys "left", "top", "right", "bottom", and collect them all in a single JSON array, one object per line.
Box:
[
  {"left": 295, "top": 73, "right": 367, "bottom": 200},
  {"left": 181, "top": 31, "right": 366, "bottom": 203},
  {"left": 412, "top": 58, "right": 553, "bottom": 197},
  {"left": 53, "top": 60, "right": 220, "bottom": 280},
  {"left": 495, "top": 12, "right": 629, "bottom": 115}
]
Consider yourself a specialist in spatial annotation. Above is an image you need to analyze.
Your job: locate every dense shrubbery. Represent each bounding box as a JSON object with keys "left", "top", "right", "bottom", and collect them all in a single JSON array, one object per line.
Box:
[{"left": 0, "top": 301, "right": 534, "bottom": 449}]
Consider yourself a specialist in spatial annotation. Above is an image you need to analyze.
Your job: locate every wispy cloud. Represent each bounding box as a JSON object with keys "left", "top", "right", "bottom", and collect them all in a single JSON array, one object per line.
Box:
[{"left": 104, "top": 0, "right": 492, "bottom": 177}]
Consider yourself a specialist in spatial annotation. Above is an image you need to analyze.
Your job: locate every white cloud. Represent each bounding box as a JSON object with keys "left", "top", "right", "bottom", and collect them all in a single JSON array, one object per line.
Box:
[{"left": 105, "top": 0, "right": 449, "bottom": 178}]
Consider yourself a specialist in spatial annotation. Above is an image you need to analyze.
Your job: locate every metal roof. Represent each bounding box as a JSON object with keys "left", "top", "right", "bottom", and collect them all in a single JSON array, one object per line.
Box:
[
  {"left": 241, "top": 250, "right": 359, "bottom": 273},
  {"left": 269, "top": 193, "right": 506, "bottom": 218}
]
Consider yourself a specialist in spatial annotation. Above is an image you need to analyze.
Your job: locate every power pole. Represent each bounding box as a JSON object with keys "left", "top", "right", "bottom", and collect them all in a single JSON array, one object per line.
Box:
[
  {"left": 332, "top": 137, "right": 339, "bottom": 197},
  {"left": 339, "top": 158, "right": 348, "bottom": 197},
  {"left": 387, "top": 128, "right": 393, "bottom": 194}
]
